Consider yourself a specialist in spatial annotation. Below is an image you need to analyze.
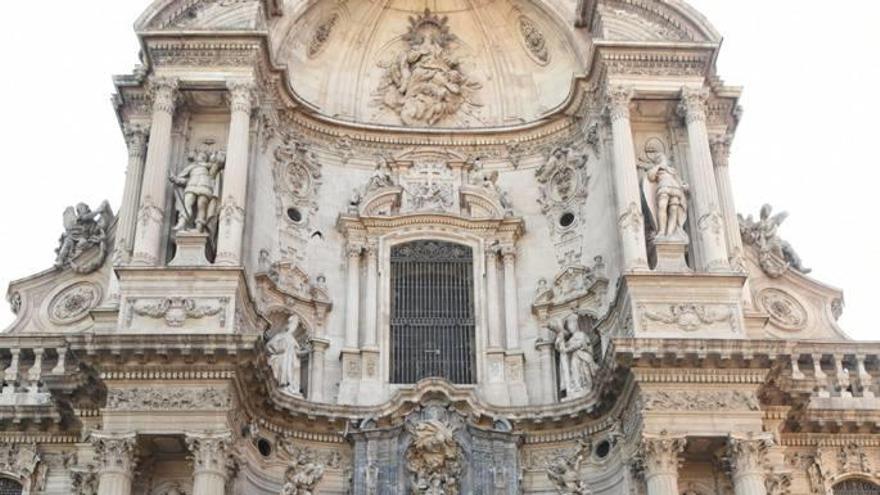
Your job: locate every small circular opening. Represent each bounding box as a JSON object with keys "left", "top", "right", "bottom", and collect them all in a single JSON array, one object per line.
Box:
[
  {"left": 595, "top": 440, "right": 611, "bottom": 459},
  {"left": 257, "top": 438, "right": 272, "bottom": 457},
  {"left": 287, "top": 208, "right": 303, "bottom": 223},
  {"left": 559, "top": 212, "right": 576, "bottom": 228}
]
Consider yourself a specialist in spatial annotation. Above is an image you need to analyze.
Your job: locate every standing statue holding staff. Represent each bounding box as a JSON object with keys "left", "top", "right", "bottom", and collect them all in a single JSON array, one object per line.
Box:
[
  {"left": 638, "top": 138, "right": 689, "bottom": 241},
  {"left": 170, "top": 149, "right": 225, "bottom": 233}
]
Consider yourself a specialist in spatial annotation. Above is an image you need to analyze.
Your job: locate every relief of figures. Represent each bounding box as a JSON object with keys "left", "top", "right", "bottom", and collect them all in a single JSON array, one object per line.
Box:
[
  {"left": 266, "top": 314, "right": 311, "bottom": 397},
  {"left": 546, "top": 312, "right": 599, "bottom": 401},
  {"left": 405, "top": 418, "right": 463, "bottom": 495},
  {"left": 546, "top": 438, "right": 592, "bottom": 495},
  {"left": 739, "top": 204, "right": 810, "bottom": 277},
  {"left": 54, "top": 200, "right": 114, "bottom": 274},
  {"left": 638, "top": 138, "right": 689, "bottom": 241},
  {"left": 376, "top": 9, "right": 482, "bottom": 127},
  {"left": 170, "top": 149, "right": 225, "bottom": 233}
]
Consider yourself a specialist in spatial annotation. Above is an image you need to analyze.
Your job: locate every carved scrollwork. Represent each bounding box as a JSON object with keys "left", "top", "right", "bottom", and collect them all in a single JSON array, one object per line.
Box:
[
  {"left": 127, "top": 297, "right": 228, "bottom": 328},
  {"left": 639, "top": 303, "right": 736, "bottom": 332}
]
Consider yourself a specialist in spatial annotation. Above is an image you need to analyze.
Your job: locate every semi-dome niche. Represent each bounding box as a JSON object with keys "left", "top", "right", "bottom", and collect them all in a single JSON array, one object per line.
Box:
[{"left": 274, "top": 0, "right": 582, "bottom": 128}]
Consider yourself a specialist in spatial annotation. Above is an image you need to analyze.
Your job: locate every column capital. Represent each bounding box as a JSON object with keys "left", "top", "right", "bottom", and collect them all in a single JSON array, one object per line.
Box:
[
  {"left": 677, "top": 87, "right": 710, "bottom": 124},
  {"left": 605, "top": 85, "right": 635, "bottom": 122},
  {"left": 91, "top": 432, "right": 138, "bottom": 476},
  {"left": 147, "top": 76, "right": 180, "bottom": 115},
  {"left": 346, "top": 242, "right": 365, "bottom": 259},
  {"left": 227, "top": 79, "right": 257, "bottom": 115},
  {"left": 186, "top": 431, "right": 233, "bottom": 479},
  {"left": 122, "top": 122, "right": 150, "bottom": 156},
  {"left": 710, "top": 133, "right": 734, "bottom": 168},
  {"left": 365, "top": 239, "right": 379, "bottom": 258},
  {"left": 500, "top": 245, "right": 517, "bottom": 262},
  {"left": 639, "top": 433, "right": 686, "bottom": 477},
  {"left": 726, "top": 433, "right": 772, "bottom": 478}
]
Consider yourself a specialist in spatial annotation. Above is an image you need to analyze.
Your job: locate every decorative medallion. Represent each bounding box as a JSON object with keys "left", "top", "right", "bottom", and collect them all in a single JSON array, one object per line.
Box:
[
  {"left": 518, "top": 16, "right": 550, "bottom": 65},
  {"left": 758, "top": 288, "right": 807, "bottom": 331},
  {"left": 376, "top": 9, "right": 482, "bottom": 127},
  {"left": 308, "top": 13, "right": 340, "bottom": 59},
  {"left": 48, "top": 282, "right": 102, "bottom": 325}
]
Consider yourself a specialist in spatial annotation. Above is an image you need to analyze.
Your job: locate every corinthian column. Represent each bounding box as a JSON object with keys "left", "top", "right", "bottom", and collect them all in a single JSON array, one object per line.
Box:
[
  {"left": 131, "top": 77, "right": 179, "bottom": 266},
  {"left": 215, "top": 80, "right": 256, "bottom": 266},
  {"left": 727, "top": 435, "right": 771, "bottom": 495},
  {"left": 186, "top": 432, "right": 233, "bottom": 495},
  {"left": 115, "top": 123, "right": 150, "bottom": 264},
  {"left": 710, "top": 134, "right": 746, "bottom": 271},
  {"left": 678, "top": 88, "right": 730, "bottom": 272},
  {"left": 641, "top": 434, "right": 686, "bottom": 495},
  {"left": 606, "top": 86, "right": 649, "bottom": 271},
  {"left": 501, "top": 246, "right": 520, "bottom": 350},
  {"left": 92, "top": 433, "right": 137, "bottom": 495}
]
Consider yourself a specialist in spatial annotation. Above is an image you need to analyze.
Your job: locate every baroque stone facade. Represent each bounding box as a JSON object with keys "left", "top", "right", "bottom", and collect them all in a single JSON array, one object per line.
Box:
[{"left": 0, "top": 1, "right": 872, "bottom": 494}]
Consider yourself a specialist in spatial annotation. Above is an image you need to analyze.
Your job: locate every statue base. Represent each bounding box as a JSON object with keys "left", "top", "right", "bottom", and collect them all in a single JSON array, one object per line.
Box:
[
  {"left": 169, "top": 231, "right": 211, "bottom": 267},
  {"left": 653, "top": 237, "right": 690, "bottom": 272}
]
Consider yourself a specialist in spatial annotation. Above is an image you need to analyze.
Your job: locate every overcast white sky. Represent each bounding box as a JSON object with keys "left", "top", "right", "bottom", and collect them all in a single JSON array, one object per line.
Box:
[{"left": 0, "top": 1, "right": 876, "bottom": 339}]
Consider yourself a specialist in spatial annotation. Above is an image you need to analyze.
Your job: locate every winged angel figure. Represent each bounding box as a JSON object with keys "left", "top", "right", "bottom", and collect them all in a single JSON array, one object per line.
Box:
[
  {"left": 54, "top": 200, "right": 114, "bottom": 274},
  {"left": 739, "top": 204, "right": 810, "bottom": 276}
]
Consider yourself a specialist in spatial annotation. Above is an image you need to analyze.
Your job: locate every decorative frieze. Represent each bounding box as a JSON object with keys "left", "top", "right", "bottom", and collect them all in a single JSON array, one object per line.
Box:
[
  {"left": 638, "top": 303, "right": 737, "bottom": 332},
  {"left": 642, "top": 389, "right": 760, "bottom": 412},
  {"left": 106, "top": 387, "right": 230, "bottom": 410}
]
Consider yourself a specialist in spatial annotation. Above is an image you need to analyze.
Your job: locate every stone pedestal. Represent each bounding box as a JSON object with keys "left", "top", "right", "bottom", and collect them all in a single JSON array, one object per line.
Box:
[
  {"left": 483, "top": 349, "right": 511, "bottom": 406},
  {"left": 169, "top": 231, "right": 211, "bottom": 267},
  {"left": 506, "top": 351, "right": 529, "bottom": 406},
  {"left": 653, "top": 237, "right": 690, "bottom": 272},
  {"left": 338, "top": 349, "right": 361, "bottom": 404}
]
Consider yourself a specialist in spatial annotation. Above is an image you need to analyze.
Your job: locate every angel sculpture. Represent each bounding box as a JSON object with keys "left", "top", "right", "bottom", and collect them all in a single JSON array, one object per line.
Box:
[
  {"left": 266, "top": 314, "right": 311, "bottom": 397},
  {"left": 364, "top": 156, "right": 396, "bottom": 194},
  {"left": 55, "top": 200, "right": 114, "bottom": 274},
  {"left": 738, "top": 204, "right": 810, "bottom": 276},
  {"left": 546, "top": 439, "right": 593, "bottom": 495},
  {"left": 281, "top": 456, "right": 326, "bottom": 495},
  {"left": 638, "top": 139, "right": 689, "bottom": 241},
  {"left": 170, "top": 149, "right": 225, "bottom": 233}
]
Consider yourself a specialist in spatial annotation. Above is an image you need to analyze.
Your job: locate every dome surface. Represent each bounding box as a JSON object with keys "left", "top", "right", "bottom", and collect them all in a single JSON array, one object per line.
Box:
[{"left": 274, "top": 0, "right": 583, "bottom": 128}]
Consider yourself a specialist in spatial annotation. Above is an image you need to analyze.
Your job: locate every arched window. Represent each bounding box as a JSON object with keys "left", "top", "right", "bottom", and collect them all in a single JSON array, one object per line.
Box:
[
  {"left": 390, "top": 240, "right": 476, "bottom": 384},
  {"left": 835, "top": 480, "right": 880, "bottom": 495},
  {"left": 0, "top": 478, "right": 23, "bottom": 495}
]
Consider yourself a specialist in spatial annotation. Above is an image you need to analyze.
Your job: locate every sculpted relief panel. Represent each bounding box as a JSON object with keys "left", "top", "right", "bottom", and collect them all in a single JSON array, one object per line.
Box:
[{"left": 375, "top": 9, "right": 482, "bottom": 127}]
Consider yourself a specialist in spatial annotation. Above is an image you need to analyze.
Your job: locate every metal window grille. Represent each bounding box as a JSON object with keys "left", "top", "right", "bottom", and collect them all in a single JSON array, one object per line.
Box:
[
  {"left": 390, "top": 241, "right": 476, "bottom": 384},
  {"left": 0, "top": 478, "right": 22, "bottom": 495},
  {"left": 835, "top": 480, "right": 880, "bottom": 495}
]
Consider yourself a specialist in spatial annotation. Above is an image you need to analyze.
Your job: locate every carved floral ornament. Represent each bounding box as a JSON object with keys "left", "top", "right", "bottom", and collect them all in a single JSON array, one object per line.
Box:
[
  {"left": 517, "top": 15, "right": 550, "bottom": 65},
  {"left": 126, "top": 296, "right": 228, "bottom": 328},
  {"left": 757, "top": 288, "right": 808, "bottom": 331},
  {"left": 48, "top": 282, "right": 102, "bottom": 325}
]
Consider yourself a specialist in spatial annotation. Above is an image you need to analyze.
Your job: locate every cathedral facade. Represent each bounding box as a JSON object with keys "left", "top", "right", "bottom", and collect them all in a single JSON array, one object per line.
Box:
[{"left": 0, "top": 1, "right": 874, "bottom": 494}]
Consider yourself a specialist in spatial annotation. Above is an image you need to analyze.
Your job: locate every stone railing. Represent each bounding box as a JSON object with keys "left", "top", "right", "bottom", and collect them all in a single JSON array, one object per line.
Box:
[
  {"left": 787, "top": 343, "right": 880, "bottom": 407},
  {"left": 0, "top": 338, "right": 70, "bottom": 420}
]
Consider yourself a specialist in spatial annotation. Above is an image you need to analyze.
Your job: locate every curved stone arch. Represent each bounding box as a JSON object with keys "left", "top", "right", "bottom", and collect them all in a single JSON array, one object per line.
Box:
[{"left": 591, "top": 0, "right": 721, "bottom": 43}]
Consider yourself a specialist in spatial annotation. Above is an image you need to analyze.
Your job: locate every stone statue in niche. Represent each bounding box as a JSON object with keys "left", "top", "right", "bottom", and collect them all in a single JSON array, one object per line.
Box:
[
  {"left": 406, "top": 418, "right": 463, "bottom": 494},
  {"left": 546, "top": 312, "right": 598, "bottom": 400},
  {"left": 638, "top": 138, "right": 689, "bottom": 241},
  {"left": 739, "top": 204, "right": 810, "bottom": 277},
  {"left": 170, "top": 149, "right": 226, "bottom": 233},
  {"left": 54, "top": 200, "right": 115, "bottom": 274},
  {"left": 266, "top": 314, "right": 311, "bottom": 397},
  {"left": 546, "top": 438, "right": 592, "bottom": 495},
  {"left": 376, "top": 9, "right": 482, "bottom": 127}
]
